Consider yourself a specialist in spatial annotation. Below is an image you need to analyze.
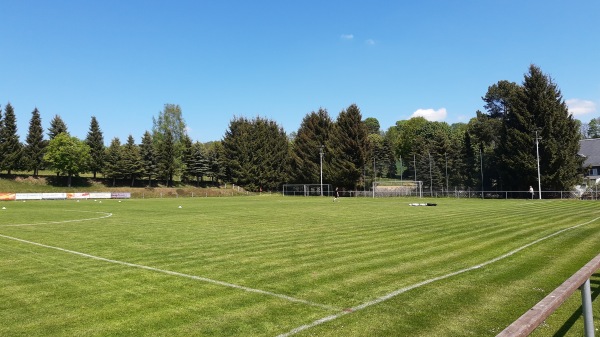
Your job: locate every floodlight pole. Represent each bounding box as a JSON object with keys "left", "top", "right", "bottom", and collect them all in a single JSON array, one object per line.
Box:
[
  {"left": 319, "top": 145, "right": 324, "bottom": 197},
  {"left": 373, "top": 157, "right": 376, "bottom": 198},
  {"left": 536, "top": 130, "right": 542, "bottom": 200}
]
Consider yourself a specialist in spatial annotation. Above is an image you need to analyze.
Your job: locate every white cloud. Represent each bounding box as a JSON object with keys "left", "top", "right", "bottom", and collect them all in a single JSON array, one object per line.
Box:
[
  {"left": 365, "top": 39, "right": 375, "bottom": 45},
  {"left": 566, "top": 99, "right": 597, "bottom": 116},
  {"left": 410, "top": 108, "right": 447, "bottom": 121},
  {"left": 340, "top": 34, "right": 354, "bottom": 40}
]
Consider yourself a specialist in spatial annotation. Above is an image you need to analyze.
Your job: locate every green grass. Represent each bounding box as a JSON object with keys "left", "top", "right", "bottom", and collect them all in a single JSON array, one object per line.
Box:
[{"left": 0, "top": 196, "right": 599, "bottom": 336}]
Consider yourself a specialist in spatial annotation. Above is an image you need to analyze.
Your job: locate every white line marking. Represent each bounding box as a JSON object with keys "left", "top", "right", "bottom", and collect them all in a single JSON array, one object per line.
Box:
[
  {"left": 0, "top": 217, "right": 338, "bottom": 312},
  {"left": 0, "top": 210, "right": 113, "bottom": 227},
  {"left": 276, "top": 216, "right": 600, "bottom": 337}
]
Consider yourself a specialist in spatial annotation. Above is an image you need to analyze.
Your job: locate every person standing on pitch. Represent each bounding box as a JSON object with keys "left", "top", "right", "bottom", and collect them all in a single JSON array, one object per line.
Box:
[
  {"left": 333, "top": 187, "right": 339, "bottom": 202},
  {"left": 529, "top": 185, "right": 534, "bottom": 199}
]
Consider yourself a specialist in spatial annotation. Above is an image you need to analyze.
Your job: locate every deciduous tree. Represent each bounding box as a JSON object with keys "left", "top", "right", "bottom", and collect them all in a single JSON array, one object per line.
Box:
[{"left": 44, "top": 133, "right": 90, "bottom": 187}]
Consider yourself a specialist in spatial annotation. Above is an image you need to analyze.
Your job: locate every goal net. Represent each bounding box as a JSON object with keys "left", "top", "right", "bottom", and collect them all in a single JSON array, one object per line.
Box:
[
  {"left": 283, "top": 184, "right": 332, "bottom": 197},
  {"left": 373, "top": 180, "right": 423, "bottom": 198}
]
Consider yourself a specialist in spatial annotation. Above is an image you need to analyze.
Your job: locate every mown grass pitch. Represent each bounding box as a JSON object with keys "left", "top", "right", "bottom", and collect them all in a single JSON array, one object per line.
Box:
[{"left": 0, "top": 196, "right": 598, "bottom": 336}]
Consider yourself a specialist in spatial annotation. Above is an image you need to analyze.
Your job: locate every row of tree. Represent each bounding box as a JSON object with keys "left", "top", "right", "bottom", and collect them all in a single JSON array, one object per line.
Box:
[{"left": 0, "top": 65, "right": 586, "bottom": 192}]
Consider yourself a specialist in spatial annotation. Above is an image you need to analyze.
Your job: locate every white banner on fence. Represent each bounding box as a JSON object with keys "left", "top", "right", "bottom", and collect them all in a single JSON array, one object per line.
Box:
[
  {"left": 89, "top": 192, "right": 112, "bottom": 199},
  {"left": 2, "top": 192, "right": 130, "bottom": 201},
  {"left": 15, "top": 193, "right": 43, "bottom": 200},
  {"left": 42, "top": 193, "right": 67, "bottom": 200}
]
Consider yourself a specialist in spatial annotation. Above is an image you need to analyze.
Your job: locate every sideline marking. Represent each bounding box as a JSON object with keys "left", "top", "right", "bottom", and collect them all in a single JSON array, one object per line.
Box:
[
  {"left": 0, "top": 213, "right": 338, "bottom": 312},
  {"left": 276, "top": 215, "right": 600, "bottom": 337},
  {"left": 0, "top": 210, "right": 113, "bottom": 227}
]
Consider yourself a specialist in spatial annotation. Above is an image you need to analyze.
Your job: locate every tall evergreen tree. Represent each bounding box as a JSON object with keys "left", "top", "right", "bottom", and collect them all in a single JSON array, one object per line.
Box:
[
  {"left": 290, "top": 108, "right": 333, "bottom": 184},
  {"left": 222, "top": 116, "right": 289, "bottom": 191},
  {"left": 122, "top": 135, "right": 142, "bottom": 187},
  {"left": 140, "top": 131, "right": 158, "bottom": 187},
  {"left": 206, "top": 141, "right": 224, "bottom": 183},
  {"left": 186, "top": 141, "right": 210, "bottom": 185},
  {"left": 157, "top": 129, "right": 177, "bottom": 186},
  {"left": 0, "top": 103, "right": 22, "bottom": 174},
  {"left": 499, "top": 65, "right": 583, "bottom": 192},
  {"left": 24, "top": 108, "right": 46, "bottom": 176},
  {"left": 104, "top": 137, "right": 124, "bottom": 187},
  {"left": 180, "top": 134, "right": 194, "bottom": 183},
  {"left": 48, "top": 115, "right": 68, "bottom": 139},
  {"left": 326, "top": 104, "right": 369, "bottom": 189},
  {"left": 86, "top": 116, "right": 105, "bottom": 178},
  {"left": 0, "top": 105, "right": 3, "bottom": 168}
]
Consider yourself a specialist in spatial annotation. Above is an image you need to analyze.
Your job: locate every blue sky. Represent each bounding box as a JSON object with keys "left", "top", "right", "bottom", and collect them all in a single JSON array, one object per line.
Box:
[{"left": 2, "top": 0, "right": 599, "bottom": 143}]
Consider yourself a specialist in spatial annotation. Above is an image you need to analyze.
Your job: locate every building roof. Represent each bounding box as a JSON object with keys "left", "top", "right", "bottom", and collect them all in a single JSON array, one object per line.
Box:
[{"left": 579, "top": 138, "right": 600, "bottom": 167}]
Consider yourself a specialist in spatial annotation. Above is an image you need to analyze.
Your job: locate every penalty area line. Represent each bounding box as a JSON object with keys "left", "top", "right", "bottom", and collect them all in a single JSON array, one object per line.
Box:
[
  {"left": 276, "top": 215, "right": 600, "bottom": 337},
  {"left": 0, "top": 233, "right": 338, "bottom": 312}
]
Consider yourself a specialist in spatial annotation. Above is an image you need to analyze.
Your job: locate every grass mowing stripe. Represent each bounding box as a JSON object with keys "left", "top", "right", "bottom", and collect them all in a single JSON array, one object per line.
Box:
[
  {"left": 276, "top": 213, "right": 600, "bottom": 337},
  {"left": 0, "top": 233, "right": 339, "bottom": 312}
]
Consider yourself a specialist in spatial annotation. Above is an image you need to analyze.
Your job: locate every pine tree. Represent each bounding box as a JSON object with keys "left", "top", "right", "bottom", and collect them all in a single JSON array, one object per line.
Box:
[
  {"left": 207, "top": 142, "right": 224, "bottom": 183},
  {"left": 48, "top": 115, "right": 68, "bottom": 139},
  {"left": 180, "top": 134, "right": 194, "bottom": 183},
  {"left": 499, "top": 65, "right": 583, "bottom": 192},
  {"left": 122, "top": 135, "right": 142, "bottom": 187},
  {"left": 157, "top": 129, "right": 176, "bottom": 186},
  {"left": 86, "top": 116, "right": 105, "bottom": 178},
  {"left": 24, "top": 108, "right": 46, "bottom": 176},
  {"left": 222, "top": 116, "right": 289, "bottom": 191},
  {"left": 0, "top": 105, "right": 3, "bottom": 168},
  {"left": 326, "top": 104, "right": 369, "bottom": 189},
  {"left": 140, "top": 131, "right": 158, "bottom": 187},
  {"left": 0, "top": 103, "right": 22, "bottom": 174},
  {"left": 104, "top": 137, "right": 124, "bottom": 187},
  {"left": 290, "top": 108, "right": 333, "bottom": 183}
]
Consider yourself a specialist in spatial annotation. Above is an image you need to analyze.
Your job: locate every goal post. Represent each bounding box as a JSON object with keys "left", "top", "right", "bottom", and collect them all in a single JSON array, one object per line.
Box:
[
  {"left": 282, "top": 184, "right": 332, "bottom": 197},
  {"left": 373, "top": 180, "right": 423, "bottom": 198}
]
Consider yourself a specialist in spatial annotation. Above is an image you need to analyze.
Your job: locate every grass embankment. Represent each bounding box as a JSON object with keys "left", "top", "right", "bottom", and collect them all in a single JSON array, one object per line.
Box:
[
  {"left": 0, "top": 197, "right": 598, "bottom": 336},
  {"left": 0, "top": 174, "right": 249, "bottom": 198}
]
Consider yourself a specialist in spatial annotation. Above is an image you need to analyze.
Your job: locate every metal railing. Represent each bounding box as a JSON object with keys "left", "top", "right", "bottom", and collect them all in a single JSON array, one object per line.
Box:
[{"left": 497, "top": 253, "right": 600, "bottom": 337}]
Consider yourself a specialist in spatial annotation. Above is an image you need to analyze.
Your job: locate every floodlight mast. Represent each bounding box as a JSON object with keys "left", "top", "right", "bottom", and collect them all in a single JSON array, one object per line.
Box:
[
  {"left": 319, "top": 145, "right": 324, "bottom": 197},
  {"left": 536, "top": 130, "right": 542, "bottom": 199}
]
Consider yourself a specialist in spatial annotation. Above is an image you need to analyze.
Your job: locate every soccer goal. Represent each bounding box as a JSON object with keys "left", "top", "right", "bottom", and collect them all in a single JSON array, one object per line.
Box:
[
  {"left": 282, "top": 184, "right": 332, "bottom": 197},
  {"left": 373, "top": 180, "right": 423, "bottom": 198}
]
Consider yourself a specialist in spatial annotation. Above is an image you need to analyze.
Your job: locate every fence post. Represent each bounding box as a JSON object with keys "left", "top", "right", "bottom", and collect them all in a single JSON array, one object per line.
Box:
[{"left": 580, "top": 278, "right": 595, "bottom": 337}]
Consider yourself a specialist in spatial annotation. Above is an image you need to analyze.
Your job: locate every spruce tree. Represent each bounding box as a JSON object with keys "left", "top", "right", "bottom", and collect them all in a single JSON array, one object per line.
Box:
[
  {"left": 86, "top": 116, "right": 105, "bottom": 178},
  {"left": 222, "top": 116, "right": 288, "bottom": 191},
  {"left": 326, "top": 104, "right": 369, "bottom": 189},
  {"left": 290, "top": 108, "right": 333, "bottom": 183},
  {"left": 157, "top": 129, "right": 176, "bottom": 186},
  {"left": 0, "top": 103, "right": 22, "bottom": 174},
  {"left": 24, "top": 108, "right": 46, "bottom": 176},
  {"left": 140, "top": 131, "right": 158, "bottom": 187},
  {"left": 499, "top": 65, "right": 583, "bottom": 192},
  {"left": 48, "top": 115, "right": 68, "bottom": 139},
  {"left": 122, "top": 135, "right": 142, "bottom": 187},
  {"left": 104, "top": 137, "right": 124, "bottom": 187}
]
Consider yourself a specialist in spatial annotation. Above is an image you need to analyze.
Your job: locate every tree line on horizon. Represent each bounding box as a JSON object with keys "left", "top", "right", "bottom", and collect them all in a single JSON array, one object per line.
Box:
[{"left": 0, "top": 65, "right": 589, "bottom": 192}]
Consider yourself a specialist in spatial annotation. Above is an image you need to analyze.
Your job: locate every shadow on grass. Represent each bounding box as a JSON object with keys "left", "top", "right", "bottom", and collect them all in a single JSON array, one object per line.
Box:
[{"left": 552, "top": 273, "right": 599, "bottom": 337}]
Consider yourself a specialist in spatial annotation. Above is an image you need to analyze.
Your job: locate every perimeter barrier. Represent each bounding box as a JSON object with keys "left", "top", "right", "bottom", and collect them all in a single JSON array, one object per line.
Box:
[{"left": 497, "top": 253, "right": 600, "bottom": 337}]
